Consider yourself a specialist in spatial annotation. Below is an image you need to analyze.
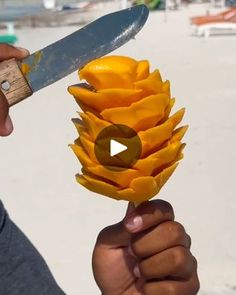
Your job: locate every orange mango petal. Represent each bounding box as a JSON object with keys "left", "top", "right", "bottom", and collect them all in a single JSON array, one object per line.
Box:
[
  {"left": 101, "top": 94, "right": 170, "bottom": 132},
  {"left": 134, "top": 70, "right": 163, "bottom": 95},
  {"left": 86, "top": 165, "right": 142, "bottom": 188},
  {"left": 80, "top": 112, "right": 110, "bottom": 140},
  {"left": 70, "top": 143, "right": 94, "bottom": 167},
  {"left": 79, "top": 174, "right": 157, "bottom": 202},
  {"left": 162, "top": 80, "right": 171, "bottom": 97},
  {"left": 130, "top": 176, "right": 158, "bottom": 196},
  {"left": 76, "top": 100, "right": 100, "bottom": 115},
  {"left": 136, "top": 60, "right": 150, "bottom": 81},
  {"left": 79, "top": 56, "right": 139, "bottom": 89},
  {"left": 170, "top": 126, "right": 189, "bottom": 143},
  {"left": 79, "top": 134, "right": 98, "bottom": 163},
  {"left": 118, "top": 176, "right": 158, "bottom": 202},
  {"left": 139, "top": 122, "right": 173, "bottom": 157},
  {"left": 154, "top": 162, "right": 179, "bottom": 190},
  {"left": 77, "top": 174, "right": 121, "bottom": 200},
  {"left": 134, "top": 141, "right": 182, "bottom": 175},
  {"left": 77, "top": 173, "right": 151, "bottom": 202},
  {"left": 166, "top": 108, "right": 185, "bottom": 128},
  {"left": 72, "top": 118, "right": 85, "bottom": 135},
  {"left": 162, "top": 97, "right": 175, "bottom": 121},
  {"left": 69, "top": 86, "right": 144, "bottom": 112},
  {"left": 77, "top": 163, "right": 180, "bottom": 202}
]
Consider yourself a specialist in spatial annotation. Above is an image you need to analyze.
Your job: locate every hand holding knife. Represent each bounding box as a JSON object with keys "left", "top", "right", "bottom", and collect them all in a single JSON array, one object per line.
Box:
[{"left": 0, "top": 5, "right": 149, "bottom": 107}]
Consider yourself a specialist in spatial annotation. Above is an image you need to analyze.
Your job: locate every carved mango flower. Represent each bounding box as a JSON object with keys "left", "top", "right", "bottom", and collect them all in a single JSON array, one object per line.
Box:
[{"left": 68, "top": 56, "right": 187, "bottom": 203}]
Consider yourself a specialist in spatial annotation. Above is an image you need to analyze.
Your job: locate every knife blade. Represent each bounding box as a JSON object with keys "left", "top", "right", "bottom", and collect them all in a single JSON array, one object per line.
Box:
[{"left": 0, "top": 5, "right": 149, "bottom": 107}]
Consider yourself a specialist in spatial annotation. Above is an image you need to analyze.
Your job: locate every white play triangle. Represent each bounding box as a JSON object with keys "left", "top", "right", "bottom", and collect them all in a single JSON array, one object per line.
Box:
[{"left": 110, "top": 139, "right": 127, "bottom": 157}]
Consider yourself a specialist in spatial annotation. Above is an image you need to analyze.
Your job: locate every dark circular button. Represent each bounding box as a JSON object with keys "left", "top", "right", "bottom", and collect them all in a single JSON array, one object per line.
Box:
[{"left": 94, "top": 124, "right": 142, "bottom": 171}]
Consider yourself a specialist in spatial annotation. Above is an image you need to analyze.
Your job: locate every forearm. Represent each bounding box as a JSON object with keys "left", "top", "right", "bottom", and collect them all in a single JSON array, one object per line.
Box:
[{"left": 0, "top": 200, "right": 65, "bottom": 295}]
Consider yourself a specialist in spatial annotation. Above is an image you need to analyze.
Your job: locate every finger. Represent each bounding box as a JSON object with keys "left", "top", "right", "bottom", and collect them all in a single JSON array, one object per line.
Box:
[
  {"left": 0, "top": 91, "right": 13, "bottom": 136},
  {"left": 95, "top": 203, "right": 135, "bottom": 248},
  {"left": 143, "top": 271, "right": 200, "bottom": 295},
  {"left": 124, "top": 200, "right": 175, "bottom": 233},
  {"left": 137, "top": 247, "right": 197, "bottom": 280},
  {"left": 131, "top": 221, "right": 191, "bottom": 258},
  {"left": 96, "top": 222, "right": 129, "bottom": 248},
  {"left": 0, "top": 44, "right": 29, "bottom": 61}
]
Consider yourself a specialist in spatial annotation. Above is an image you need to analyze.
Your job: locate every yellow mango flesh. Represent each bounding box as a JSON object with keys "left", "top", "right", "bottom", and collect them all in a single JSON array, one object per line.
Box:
[
  {"left": 79, "top": 56, "right": 149, "bottom": 89},
  {"left": 69, "top": 55, "right": 187, "bottom": 202}
]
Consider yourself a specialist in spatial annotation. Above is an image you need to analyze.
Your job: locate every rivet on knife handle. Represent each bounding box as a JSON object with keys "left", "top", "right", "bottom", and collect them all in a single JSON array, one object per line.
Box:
[{"left": 0, "top": 59, "right": 33, "bottom": 106}]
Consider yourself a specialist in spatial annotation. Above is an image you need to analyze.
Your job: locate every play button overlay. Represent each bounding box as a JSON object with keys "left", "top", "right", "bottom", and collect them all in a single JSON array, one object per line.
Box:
[
  {"left": 110, "top": 140, "right": 127, "bottom": 157},
  {"left": 94, "top": 124, "right": 142, "bottom": 170}
]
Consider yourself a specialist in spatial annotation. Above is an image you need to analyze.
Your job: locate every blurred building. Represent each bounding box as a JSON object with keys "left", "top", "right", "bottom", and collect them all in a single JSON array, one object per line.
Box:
[{"left": 0, "top": 0, "right": 83, "bottom": 5}]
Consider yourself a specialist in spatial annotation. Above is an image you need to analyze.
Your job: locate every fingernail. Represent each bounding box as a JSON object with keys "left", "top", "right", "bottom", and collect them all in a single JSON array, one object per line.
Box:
[
  {"left": 133, "top": 265, "right": 141, "bottom": 278},
  {"left": 16, "top": 47, "right": 30, "bottom": 56},
  {"left": 4, "top": 115, "right": 13, "bottom": 133},
  {"left": 126, "top": 215, "right": 143, "bottom": 231}
]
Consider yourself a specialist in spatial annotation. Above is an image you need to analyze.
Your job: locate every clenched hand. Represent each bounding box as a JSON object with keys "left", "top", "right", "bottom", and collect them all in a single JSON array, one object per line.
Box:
[{"left": 93, "top": 200, "right": 199, "bottom": 295}]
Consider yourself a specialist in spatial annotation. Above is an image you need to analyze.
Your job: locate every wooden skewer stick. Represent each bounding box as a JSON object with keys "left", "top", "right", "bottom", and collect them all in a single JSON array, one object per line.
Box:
[{"left": 133, "top": 202, "right": 140, "bottom": 208}]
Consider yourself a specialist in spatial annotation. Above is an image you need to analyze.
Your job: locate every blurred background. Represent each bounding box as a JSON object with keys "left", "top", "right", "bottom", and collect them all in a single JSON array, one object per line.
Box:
[{"left": 1, "top": 0, "right": 236, "bottom": 294}]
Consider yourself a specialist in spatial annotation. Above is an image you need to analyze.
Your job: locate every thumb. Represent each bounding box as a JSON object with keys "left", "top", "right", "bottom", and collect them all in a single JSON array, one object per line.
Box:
[{"left": 96, "top": 202, "right": 135, "bottom": 248}]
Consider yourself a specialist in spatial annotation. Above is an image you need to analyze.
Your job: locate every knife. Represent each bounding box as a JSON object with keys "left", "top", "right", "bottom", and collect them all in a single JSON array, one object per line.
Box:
[{"left": 0, "top": 5, "right": 148, "bottom": 107}]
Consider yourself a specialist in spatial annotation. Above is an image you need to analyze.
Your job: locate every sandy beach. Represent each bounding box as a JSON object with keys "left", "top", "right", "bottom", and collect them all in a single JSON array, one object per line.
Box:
[{"left": 1, "top": 3, "right": 236, "bottom": 294}]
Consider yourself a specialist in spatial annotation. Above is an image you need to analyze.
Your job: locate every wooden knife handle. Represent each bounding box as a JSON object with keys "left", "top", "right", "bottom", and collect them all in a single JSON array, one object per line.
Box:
[{"left": 0, "top": 59, "right": 33, "bottom": 107}]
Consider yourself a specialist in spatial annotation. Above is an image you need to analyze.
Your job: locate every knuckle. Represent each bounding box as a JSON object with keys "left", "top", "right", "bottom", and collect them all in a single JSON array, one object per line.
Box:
[
  {"left": 169, "top": 222, "right": 186, "bottom": 242},
  {"left": 193, "top": 276, "right": 200, "bottom": 294},
  {"left": 172, "top": 246, "right": 189, "bottom": 272},
  {"left": 190, "top": 270, "right": 200, "bottom": 295},
  {"left": 131, "top": 241, "right": 143, "bottom": 257},
  {"left": 143, "top": 283, "right": 151, "bottom": 295},
  {"left": 165, "top": 282, "right": 179, "bottom": 295},
  {"left": 192, "top": 255, "right": 198, "bottom": 271},
  {"left": 139, "top": 260, "right": 151, "bottom": 279},
  {"left": 143, "top": 283, "right": 157, "bottom": 295},
  {"left": 158, "top": 200, "right": 174, "bottom": 216},
  {"left": 186, "top": 234, "right": 192, "bottom": 248},
  {"left": 152, "top": 199, "right": 174, "bottom": 216}
]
